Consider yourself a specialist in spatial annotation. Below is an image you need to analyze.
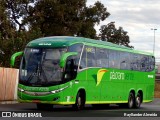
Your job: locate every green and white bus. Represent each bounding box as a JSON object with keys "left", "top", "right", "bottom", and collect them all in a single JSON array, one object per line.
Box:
[{"left": 11, "top": 36, "right": 155, "bottom": 110}]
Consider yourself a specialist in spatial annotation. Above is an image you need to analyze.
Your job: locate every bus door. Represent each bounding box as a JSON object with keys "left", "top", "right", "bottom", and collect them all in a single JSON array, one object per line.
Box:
[
  {"left": 79, "top": 46, "right": 101, "bottom": 103},
  {"left": 62, "top": 43, "right": 84, "bottom": 103}
]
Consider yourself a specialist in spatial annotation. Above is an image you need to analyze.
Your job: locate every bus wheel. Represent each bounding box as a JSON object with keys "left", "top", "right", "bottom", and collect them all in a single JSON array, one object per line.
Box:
[
  {"left": 128, "top": 92, "right": 134, "bottom": 109},
  {"left": 134, "top": 93, "right": 142, "bottom": 108},
  {"left": 36, "top": 103, "right": 53, "bottom": 110},
  {"left": 73, "top": 92, "right": 85, "bottom": 110}
]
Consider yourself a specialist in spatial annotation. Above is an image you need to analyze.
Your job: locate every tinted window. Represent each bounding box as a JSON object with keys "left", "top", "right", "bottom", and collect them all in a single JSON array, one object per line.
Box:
[
  {"left": 120, "top": 52, "right": 131, "bottom": 70},
  {"left": 130, "top": 54, "right": 155, "bottom": 72},
  {"left": 80, "top": 46, "right": 96, "bottom": 69},
  {"left": 130, "top": 54, "right": 141, "bottom": 71},
  {"left": 64, "top": 43, "right": 83, "bottom": 79},
  {"left": 148, "top": 56, "right": 155, "bottom": 71},
  {"left": 68, "top": 43, "right": 83, "bottom": 66},
  {"left": 19, "top": 48, "right": 67, "bottom": 86},
  {"left": 109, "top": 50, "right": 120, "bottom": 69},
  {"left": 68, "top": 43, "right": 83, "bottom": 53},
  {"left": 140, "top": 55, "right": 148, "bottom": 71},
  {"left": 96, "top": 48, "right": 109, "bottom": 68},
  {"left": 79, "top": 45, "right": 155, "bottom": 72}
]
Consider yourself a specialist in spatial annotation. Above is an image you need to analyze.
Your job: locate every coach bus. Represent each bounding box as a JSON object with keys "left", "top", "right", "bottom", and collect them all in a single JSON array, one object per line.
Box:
[{"left": 11, "top": 36, "right": 155, "bottom": 110}]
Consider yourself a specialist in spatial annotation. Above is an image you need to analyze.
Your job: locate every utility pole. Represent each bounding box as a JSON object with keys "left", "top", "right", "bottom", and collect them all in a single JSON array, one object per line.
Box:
[{"left": 151, "top": 28, "right": 157, "bottom": 55}]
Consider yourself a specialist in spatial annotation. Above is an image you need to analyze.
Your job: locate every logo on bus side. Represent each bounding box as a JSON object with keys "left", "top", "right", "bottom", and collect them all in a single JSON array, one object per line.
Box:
[
  {"left": 97, "top": 69, "right": 108, "bottom": 86},
  {"left": 110, "top": 71, "right": 124, "bottom": 80},
  {"left": 96, "top": 69, "right": 135, "bottom": 86},
  {"left": 110, "top": 71, "right": 134, "bottom": 81}
]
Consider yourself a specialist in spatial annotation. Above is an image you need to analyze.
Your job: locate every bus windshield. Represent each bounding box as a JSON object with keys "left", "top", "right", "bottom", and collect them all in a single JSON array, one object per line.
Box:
[{"left": 19, "top": 48, "right": 67, "bottom": 86}]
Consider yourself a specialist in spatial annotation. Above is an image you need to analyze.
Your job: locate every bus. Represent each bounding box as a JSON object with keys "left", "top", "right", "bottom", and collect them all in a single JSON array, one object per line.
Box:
[{"left": 11, "top": 36, "right": 155, "bottom": 110}]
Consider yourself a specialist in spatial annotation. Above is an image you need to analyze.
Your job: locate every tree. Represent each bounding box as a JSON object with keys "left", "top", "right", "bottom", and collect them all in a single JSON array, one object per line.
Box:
[
  {"left": 25, "top": 0, "right": 110, "bottom": 38},
  {"left": 0, "top": 0, "right": 17, "bottom": 40},
  {"left": 0, "top": 0, "right": 45, "bottom": 67},
  {"left": 4, "top": 0, "right": 35, "bottom": 32},
  {"left": 0, "top": 0, "right": 133, "bottom": 67},
  {"left": 99, "top": 22, "right": 133, "bottom": 48},
  {"left": 2, "top": 0, "right": 110, "bottom": 39},
  {"left": 0, "top": 0, "right": 17, "bottom": 67}
]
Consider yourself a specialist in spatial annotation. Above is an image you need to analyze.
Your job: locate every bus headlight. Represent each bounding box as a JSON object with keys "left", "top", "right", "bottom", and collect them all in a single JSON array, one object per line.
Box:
[
  {"left": 18, "top": 88, "right": 25, "bottom": 92},
  {"left": 50, "top": 86, "right": 69, "bottom": 94}
]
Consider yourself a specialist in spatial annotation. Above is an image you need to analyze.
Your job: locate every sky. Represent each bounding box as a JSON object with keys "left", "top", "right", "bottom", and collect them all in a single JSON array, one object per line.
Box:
[{"left": 87, "top": 0, "right": 160, "bottom": 62}]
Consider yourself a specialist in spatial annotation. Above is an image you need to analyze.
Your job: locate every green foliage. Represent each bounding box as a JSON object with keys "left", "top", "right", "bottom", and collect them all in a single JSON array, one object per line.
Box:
[
  {"left": 25, "top": 0, "right": 110, "bottom": 38},
  {"left": 0, "top": 0, "right": 44, "bottom": 67},
  {"left": 4, "top": 0, "right": 35, "bottom": 31},
  {"left": 0, "top": 0, "right": 133, "bottom": 67},
  {"left": 99, "top": 22, "right": 133, "bottom": 48}
]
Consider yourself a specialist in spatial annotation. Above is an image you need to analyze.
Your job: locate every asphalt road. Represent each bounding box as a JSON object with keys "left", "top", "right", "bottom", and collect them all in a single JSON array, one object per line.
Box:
[{"left": 0, "top": 98, "right": 160, "bottom": 118}]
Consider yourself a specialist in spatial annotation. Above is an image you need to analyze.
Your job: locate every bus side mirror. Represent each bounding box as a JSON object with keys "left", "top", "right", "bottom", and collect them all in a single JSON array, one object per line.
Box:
[
  {"left": 60, "top": 52, "right": 78, "bottom": 68},
  {"left": 10, "top": 51, "right": 23, "bottom": 67}
]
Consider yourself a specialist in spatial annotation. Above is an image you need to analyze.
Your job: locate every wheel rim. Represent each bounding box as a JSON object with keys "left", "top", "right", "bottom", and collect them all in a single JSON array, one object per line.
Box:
[
  {"left": 129, "top": 95, "right": 133, "bottom": 108},
  {"left": 136, "top": 96, "right": 141, "bottom": 107},
  {"left": 77, "top": 96, "right": 82, "bottom": 108}
]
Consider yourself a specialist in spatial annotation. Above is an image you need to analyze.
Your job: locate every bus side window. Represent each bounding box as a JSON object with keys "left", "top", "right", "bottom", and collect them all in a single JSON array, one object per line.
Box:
[
  {"left": 109, "top": 50, "right": 120, "bottom": 69},
  {"left": 130, "top": 54, "right": 140, "bottom": 71},
  {"left": 109, "top": 50, "right": 114, "bottom": 68},
  {"left": 140, "top": 55, "right": 154, "bottom": 72},
  {"left": 86, "top": 47, "right": 96, "bottom": 67},
  {"left": 148, "top": 56, "right": 155, "bottom": 71},
  {"left": 140, "top": 55, "right": 147, "bottom": 71},
  {"left": 68, "top": 43, "right": 83, "bottom": 69},
  {"left": 96, "top": 48, "right": 109, "bottom": 68},
  {"left": 79, "top": 46, "right": 96, "bottom": 69},
  {"left": 120, "top": 52, "right": 130, "bottom": 70},
  {"left": 144, "top": 56, "right": 151, "bottom": 72}
]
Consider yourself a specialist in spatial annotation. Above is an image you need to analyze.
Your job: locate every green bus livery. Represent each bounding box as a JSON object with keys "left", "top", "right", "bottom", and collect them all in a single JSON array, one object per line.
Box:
[{"left": 11, "top": 36, "right": 155, "bottom": 110}]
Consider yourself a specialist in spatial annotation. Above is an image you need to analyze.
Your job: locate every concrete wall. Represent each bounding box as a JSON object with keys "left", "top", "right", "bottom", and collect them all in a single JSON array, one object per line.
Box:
[
  {"left": 0, "top": 67, "right": 19, "bottom": 101},
  {"left": 155, "top": 81, "right": 160, "bottom": 98}
]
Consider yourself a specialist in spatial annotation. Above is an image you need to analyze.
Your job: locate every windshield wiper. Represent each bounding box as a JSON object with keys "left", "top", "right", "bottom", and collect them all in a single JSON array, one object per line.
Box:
[
  {"left": 27, "top": 61, "right": 48, "bottom": 84},
  {"left": 39, "top": 65, "right": 48, "bottom": 83},
  {"left": 27, "top": 63, "right": 39, "bottom": 83}
]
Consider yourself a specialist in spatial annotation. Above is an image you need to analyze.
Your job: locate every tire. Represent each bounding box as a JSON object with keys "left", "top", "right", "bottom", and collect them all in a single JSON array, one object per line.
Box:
[
  {"left": 128, "top": 92, "right": 135, "bottom": 109},
  {"left": 72, "top": 92, "right": 85, "bottom": 110},
  {"left": 36, "top": 103, "right": 53, "bottom": 110},
  {"left": 134, "top": 93, "right": 142, "bottom": 108}
]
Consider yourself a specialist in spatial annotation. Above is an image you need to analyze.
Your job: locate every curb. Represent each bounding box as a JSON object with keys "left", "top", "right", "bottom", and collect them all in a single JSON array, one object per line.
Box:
[{"left": 0, "top": 101, "right": 18, "bottom": 104}]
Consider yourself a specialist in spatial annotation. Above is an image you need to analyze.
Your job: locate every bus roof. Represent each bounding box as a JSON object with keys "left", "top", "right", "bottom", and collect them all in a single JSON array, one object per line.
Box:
[{"left": 26, "top": 36, "right": 153, "bottom": 56}]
